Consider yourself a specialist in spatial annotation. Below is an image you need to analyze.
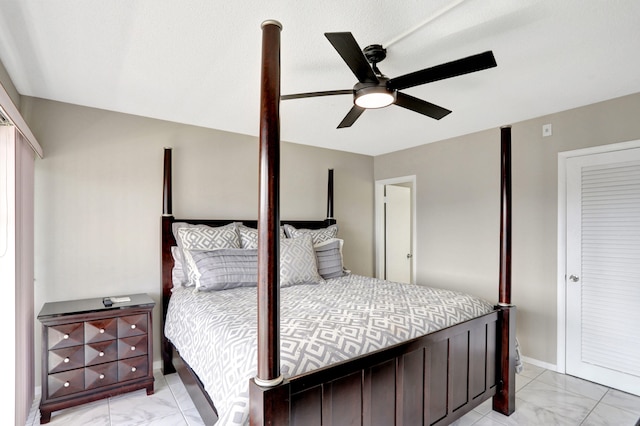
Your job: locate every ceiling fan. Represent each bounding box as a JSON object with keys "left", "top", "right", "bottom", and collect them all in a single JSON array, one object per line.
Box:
[{"left": 281, "top": 32, "right": 497, "bottom": 128}]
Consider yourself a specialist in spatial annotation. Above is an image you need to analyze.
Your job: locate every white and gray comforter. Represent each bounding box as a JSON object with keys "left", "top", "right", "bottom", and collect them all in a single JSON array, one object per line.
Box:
[{"left": 164, "top": 274, "right": 495, "bottom": 425}]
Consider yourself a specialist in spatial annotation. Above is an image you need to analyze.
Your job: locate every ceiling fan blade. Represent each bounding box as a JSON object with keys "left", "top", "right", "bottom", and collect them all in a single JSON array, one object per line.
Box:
[
  {"left": 281, "top": 89, "right": 352, "bottom": 100},
  {"left": 337, "top": 105, "right": 365, "bottom": 128},
  {"left": 395, "top": 92, "right": 451, "bottom": 120},
  {"left": 387, "top": 51, "right": 497, "bottom": 91},
  {"left": 325, "top": 32, "right": 379, "bottom": 84}
]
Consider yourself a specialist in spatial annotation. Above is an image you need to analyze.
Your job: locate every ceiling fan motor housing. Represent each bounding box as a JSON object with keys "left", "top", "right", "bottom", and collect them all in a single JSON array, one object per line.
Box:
[{"left": 363, "top": 44, "right": 387, "bottom": 65}]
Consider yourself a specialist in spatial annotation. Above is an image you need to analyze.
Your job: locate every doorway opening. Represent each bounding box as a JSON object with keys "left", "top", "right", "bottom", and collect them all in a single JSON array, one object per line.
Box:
[{"left": 375, "top": 176, "right": 416, "bottom": 283}]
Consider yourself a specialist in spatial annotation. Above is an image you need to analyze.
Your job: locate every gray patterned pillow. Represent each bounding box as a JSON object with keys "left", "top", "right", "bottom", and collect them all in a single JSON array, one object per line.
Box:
[
  {"left": 280, "top": 233, "right": 324, "bottom": 287},
  {"left": 237, "top": 224, "right": 287, "bottom": 249},
  {"left": 174, "top": 222, "right": 241, "bottom": 286},
  {"left": 283, "top": 224, "right": 338, "bottom": 245},
  {"left": 237, "top": 224, "right": 259, "bottom": 249},
  {"left": 191, "top": 235, "right": 322, "bottom": 290},
  {"left": 314, "top": 238, "right": 347, "bottom": 279},
  {"left": 191, "top": 249, "right": 258, "bottom": 291}
]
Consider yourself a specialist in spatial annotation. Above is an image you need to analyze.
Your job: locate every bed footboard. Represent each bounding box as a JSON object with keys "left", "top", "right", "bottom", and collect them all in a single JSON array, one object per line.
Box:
[{"left": 251, "top": 310, "right": 508, "bottom": 426}]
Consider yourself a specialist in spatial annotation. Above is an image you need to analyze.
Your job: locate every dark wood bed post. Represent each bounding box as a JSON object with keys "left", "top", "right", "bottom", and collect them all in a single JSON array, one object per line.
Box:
[
  {"left": 250, "top": 19, "right": 290, "bottom": 426},
  {"left": 493, "top": 125, "right": 516, "bottom": 416},
  {"left": 161, "top": 147, "right": 176, "bottom": 375},
  {"left": 327, "top": 168, "right": 334, "bottom": 219}
]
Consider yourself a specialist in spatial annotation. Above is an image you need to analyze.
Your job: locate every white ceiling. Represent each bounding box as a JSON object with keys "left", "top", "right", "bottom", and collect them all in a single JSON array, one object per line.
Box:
[{"left": 1, "top": 1, "right": 639, "bottom": 156}]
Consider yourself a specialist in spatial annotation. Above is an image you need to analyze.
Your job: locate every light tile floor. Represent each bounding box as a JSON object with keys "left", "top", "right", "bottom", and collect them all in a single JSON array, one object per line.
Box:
[{"left": 26, "top": 363, "right": 640, "bottom": 425}]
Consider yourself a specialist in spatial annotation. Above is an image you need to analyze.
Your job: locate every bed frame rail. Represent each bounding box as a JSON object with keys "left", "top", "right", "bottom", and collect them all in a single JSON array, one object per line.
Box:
[{"left": 250, "top": 310, "right": 510, "bottom": 426}]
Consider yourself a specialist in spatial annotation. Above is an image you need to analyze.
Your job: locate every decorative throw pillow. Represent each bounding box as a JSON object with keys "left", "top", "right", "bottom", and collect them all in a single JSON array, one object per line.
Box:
[
  {"left": 173, "top": 222, "right": 241, "bottom": 286},
  {"left": 237, "top": 224, "right": 287, "bottom": 249},
  {"left": 314, "top": 238, "right": 347, "bottom": 279},
  {"left": 283, "top": 224, "right": 338, "bottom": 245},
  {"left": 191, "top": 248, "right": 258, "bottom": 291},
  {"left": 280, "top": 234, "right": 324, "bottom": 287},
  {"left": 237, "top": 224, "right": 259, "bottom": 249}
]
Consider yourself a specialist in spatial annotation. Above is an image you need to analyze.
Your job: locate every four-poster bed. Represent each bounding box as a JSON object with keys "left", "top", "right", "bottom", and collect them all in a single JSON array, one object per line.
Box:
[{"left": 160, "top": 20, "right": 515, "bottom": 426}]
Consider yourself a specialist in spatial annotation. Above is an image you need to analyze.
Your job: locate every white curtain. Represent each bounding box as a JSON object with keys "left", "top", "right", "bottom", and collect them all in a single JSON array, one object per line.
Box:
[{"left": 0, "top": 126, "right": 35, "bottom": 426}]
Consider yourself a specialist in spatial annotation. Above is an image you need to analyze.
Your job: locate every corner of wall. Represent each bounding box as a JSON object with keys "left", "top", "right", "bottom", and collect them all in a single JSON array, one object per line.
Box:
[{"left": 0, "top": 58, "right": 21, "bottom": 110}]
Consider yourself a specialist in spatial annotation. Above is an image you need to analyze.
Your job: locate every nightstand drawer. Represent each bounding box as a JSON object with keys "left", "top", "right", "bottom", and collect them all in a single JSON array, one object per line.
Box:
[
  {"left": 117, "top": 314, "right": 147, "bottom": 337},
  {"left": 48, "top": 323, "right": 84, "bottom": 350},
  {"left": 85, "top": 340, "right": 118, "bottom": 366},
  {"left": 118, "top": 355, "right": 148, "bottom": 381},
  {"left": 85, "top": 362, "right": 118, "bottom": 390},
  {"left": 48, "top": 369, "right": 84, "bottom": 399},
  {"left": 49, "top": 346, "right": 85, "bottom": 373},
  {"left": 118, "top": 335, "right": 148, "bottom": 359},
  {"left": 85, "top": 318, "right": 117, "bottom": 343}
]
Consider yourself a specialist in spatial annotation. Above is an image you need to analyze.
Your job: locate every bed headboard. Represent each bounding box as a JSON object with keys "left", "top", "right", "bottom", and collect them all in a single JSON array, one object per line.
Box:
[{"left": 159, "top": 147, "right": 336, "bottom": 371}]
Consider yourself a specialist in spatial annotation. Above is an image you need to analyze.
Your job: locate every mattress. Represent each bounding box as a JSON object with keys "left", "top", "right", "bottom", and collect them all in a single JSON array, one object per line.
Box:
[{"left": 164, "top": 274, "right": 495, "bottom": 425}]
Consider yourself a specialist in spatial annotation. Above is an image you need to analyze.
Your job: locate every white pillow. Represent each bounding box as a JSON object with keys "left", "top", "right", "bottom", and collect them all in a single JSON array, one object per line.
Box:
[{"left": 170, "top": 246, "right": 187, "bottom": 289}]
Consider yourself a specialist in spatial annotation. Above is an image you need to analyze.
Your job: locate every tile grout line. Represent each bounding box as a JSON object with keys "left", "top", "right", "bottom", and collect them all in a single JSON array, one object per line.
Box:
[{"left": 578, "top": 388, "right": 609, "bottom": 426}]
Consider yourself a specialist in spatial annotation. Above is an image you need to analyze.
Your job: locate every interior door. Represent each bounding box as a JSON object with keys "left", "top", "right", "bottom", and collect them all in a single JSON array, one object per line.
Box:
[
  {"left": 385, "top": 184, "right": 411, "bottom": 283},
  {"left": 565, "top": 147, "right": 640, "bottom": 396}
]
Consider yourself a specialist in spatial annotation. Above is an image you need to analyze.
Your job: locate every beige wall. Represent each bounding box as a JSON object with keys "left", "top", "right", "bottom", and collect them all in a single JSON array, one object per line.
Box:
[
  {"left": 22, "top": 87, "right": 640, "bottom": 379},
  {"left": 22, "top": 97, "right": 374, "bottom": 385},
  {"left": 374, "top": 92, "right": 640, "bottom": 365}
]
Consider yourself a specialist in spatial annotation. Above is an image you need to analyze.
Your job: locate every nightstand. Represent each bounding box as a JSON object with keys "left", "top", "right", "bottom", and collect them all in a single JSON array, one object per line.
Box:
[{"left": 37, "top": 293, "right": 155, "bottom": 424}]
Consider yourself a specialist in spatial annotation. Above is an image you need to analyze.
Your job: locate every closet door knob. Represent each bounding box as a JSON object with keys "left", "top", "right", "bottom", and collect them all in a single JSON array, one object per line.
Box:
[{"left": 569, "top": 274, "right": 580, "bottom": 282}]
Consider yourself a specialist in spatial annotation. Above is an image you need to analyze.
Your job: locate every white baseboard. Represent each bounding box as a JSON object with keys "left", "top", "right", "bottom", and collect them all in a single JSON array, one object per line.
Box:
[{"left": 521, "top": 355, "right": 558, "bottom": 372}]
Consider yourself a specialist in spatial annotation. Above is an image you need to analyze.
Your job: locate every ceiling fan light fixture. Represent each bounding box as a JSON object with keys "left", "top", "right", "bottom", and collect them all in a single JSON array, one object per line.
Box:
[{"left": 354, "top": 85, "right": 396, "bottom": 109}]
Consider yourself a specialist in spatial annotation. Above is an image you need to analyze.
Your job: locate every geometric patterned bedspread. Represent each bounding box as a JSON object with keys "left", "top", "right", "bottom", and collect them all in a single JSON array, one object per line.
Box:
[{"left": 164, "top": 274, "right": 495, "bottom": 425}]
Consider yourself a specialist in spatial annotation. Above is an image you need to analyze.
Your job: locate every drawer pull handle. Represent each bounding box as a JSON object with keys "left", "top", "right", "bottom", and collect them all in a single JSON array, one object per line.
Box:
[
  {"left": 64, "top": 357, "right": 70, "bottom": 363},
  {"left": 63, "top": 334, "right": 69, "bottom": 339},
  {"left": 131, "top": 367, "right": 137, "bottom": 372},
  {"left": 99, "top": 352, "right": 104, "bottom": 357},
  {"left": 64, "top": 381, "right": 70, "bottom": 387},
  {"left": 99, "top": 328, "right": 105, "bottom": 334},
  {"left": 99, "top": 374, "right": 105, "bottom": 379},
  {"left": 131, "top": 346, "right": 136, "bottom": 351},
  {"left": 130, "top": 324, "right": 136, "bottom": 330}
]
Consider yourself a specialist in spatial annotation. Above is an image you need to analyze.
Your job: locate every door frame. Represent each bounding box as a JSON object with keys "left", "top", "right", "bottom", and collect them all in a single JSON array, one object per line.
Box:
[
  {"left": 556, "top": 139, "right": 640, "bottom": 374},
  {"left": 375, "top": 175, "right": 416, "bottom": 283}
]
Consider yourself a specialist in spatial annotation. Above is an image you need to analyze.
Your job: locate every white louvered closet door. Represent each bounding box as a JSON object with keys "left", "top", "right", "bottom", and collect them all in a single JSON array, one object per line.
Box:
[{"left": 566, "top": 147, "right": 640, "bottom": 396}]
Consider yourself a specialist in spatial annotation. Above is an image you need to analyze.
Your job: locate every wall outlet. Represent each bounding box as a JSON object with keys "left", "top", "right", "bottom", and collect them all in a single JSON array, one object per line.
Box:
[{"left": 542, "top": 123, "right": 552, "bottom": 137}]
